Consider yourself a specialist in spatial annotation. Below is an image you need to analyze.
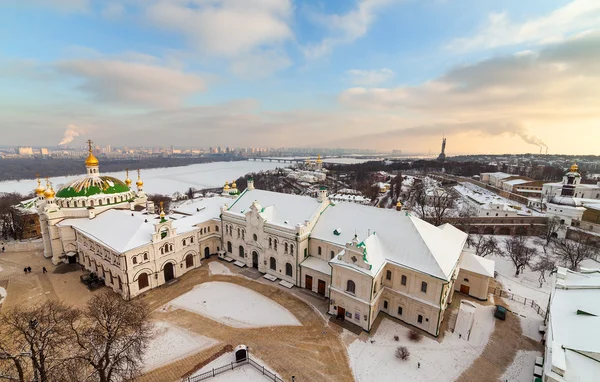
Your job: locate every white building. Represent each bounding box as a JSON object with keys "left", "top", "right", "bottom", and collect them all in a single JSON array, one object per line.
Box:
[
  {"left": 546, "top": 164, "right": 588, "bottom": 239},
  {"left": 480, "top": 172, "right": 513, "bottom": 188},
  {"left": 544, "top": 267, "right": 600, "bottom": 382}
]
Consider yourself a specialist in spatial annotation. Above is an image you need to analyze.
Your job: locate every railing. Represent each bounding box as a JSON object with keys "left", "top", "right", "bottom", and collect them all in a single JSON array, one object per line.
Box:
[
  {"left": 184, "top": 357, "right": 284, "bottom": 382},
  {"left": 488, "top": 286, "right": 546, "bottom": 318}
]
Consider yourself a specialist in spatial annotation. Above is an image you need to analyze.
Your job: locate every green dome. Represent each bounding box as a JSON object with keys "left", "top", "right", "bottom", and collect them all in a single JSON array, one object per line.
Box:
[{"left": 56, "top": 176, "right": 131, "bottom": 198}]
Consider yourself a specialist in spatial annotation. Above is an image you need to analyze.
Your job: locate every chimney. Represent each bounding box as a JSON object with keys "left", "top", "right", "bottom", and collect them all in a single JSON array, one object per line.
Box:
[
  {"left": 247, "top": 177, "right": 255, "bottom": 191},
  {"left": 317, "top": 186, "right": 328, "bottom": 203}
]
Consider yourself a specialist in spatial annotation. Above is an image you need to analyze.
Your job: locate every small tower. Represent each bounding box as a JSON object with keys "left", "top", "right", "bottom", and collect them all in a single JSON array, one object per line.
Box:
[
  {"left": 136, "top": 169, "right": 144, "bottom": 194},
  {"left": 159, "top": 201, "right": 167, "bottom": 223},
  {"left": 316, "top": 154, "right": 323, "bottom": 170},
  {"left": 43, "top": 179, "right": 56, "bottom": 207},
  {"left": 396, "top": 201, "right": 402, "bottom": 211},
  {"left": 231, "top": 180, "right": 237, "bottom": 194},
  {"left": 561, "top": 163, "right": 581, "bottom": 195},
  {"left": 247, "top": 177, "right": 255, "bottom": 191},
  {"left": 317, "top": 185, "right": 328, "bottom": 203},
  {"left": 85, "top": 139, "right": 100, "bottom": 176},
  {"left": 222, "top": 181, "right": 231, "bottom": 195},
  {"left": 35, "top": 174, "right": 45, "bottom": 199},
  {"left": 437, "top": 137, "right": 446, "bottom": 162},
  {"left": 124, "top": 168, "right": 132, "bottom": 189}
]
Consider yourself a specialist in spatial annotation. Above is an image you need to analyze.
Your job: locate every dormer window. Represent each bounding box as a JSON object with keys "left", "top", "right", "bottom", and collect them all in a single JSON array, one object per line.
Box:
[{"left": 346, "top": 280, "right": 356, "bottom": 294}]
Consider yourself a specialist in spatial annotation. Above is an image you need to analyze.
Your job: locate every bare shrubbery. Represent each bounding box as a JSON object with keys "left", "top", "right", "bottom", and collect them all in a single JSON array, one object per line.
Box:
[
  {"left": 393, "top": 335, "right": 399, "bottom": 341},
  {"left": 396, "top": 346, "right": 410, "bottom": 360},
  {"left": 408, "top": 329, "right": 423, "bottom": 342}
]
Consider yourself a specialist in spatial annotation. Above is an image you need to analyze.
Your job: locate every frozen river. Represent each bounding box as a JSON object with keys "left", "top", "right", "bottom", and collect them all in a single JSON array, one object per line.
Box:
[{"left": 0, "top": 161, "right": 285, "bottom": 196}]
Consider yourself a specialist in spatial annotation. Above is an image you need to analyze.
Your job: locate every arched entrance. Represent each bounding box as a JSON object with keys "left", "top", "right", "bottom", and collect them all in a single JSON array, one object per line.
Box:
[
  {"left": 185, "top": 254, "right": 194, "bottom": 268},
  {"left": 204, "top": 247, "right": 210, "bottom": 258},
  {"left": 252, "top": 251, "right": 259, "bottom": 269},
  {"left": 138, "top": 273, "right": 149, "bottom": 290},
  {"left": 164, "top": 262, "right": 174, "bottom": 282}
]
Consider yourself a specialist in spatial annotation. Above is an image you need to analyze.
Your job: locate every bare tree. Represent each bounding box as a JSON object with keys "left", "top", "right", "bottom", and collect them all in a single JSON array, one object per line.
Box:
[
  {"left": 530, "top": 255, "right": 556, "bottom": 287},
  {"left": 72, "top": 292, "right": 151, "bottom": 382},
  {"left": 553, "top": 236, "right": 599, "bottom": 271},
  {"left": 503, "top": 236, "right": 536, "bottom": 276},
  {"left": 408, "top": 182, "right": 456, "bottom": 226},
  {"left": 541, "top": 216, "right": 561, "bottom": 245},
  {"left": 0, "top": 301, "right": 80, "bottom": 382},
  {"left": 472, "top": 235, "right": 500, "bottom": 258}
]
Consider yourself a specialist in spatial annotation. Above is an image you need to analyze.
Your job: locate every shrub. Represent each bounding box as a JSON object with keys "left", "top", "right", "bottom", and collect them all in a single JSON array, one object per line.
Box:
[
  {"left": 396, "top": 346, "right": 410, "bottom": 360},
  {"left": 408, "top": 329, "right": 423, "bottom": 342},
  {"left": 394, "top": 335, "right": 399, "bottom": 341}
]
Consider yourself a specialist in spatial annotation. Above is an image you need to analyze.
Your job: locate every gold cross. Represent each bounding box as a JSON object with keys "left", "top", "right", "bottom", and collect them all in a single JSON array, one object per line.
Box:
[{"left": 87, "top": 139, "right": 93, "bottom": 152}]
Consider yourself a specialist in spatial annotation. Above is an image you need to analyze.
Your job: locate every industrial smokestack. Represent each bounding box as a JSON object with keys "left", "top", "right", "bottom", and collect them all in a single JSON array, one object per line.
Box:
[{"left": 545, "top": 147, "right": 548, "bottom": 155}]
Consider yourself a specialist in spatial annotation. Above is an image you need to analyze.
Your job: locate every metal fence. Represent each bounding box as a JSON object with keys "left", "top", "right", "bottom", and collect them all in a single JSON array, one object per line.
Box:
[
  {"left": 185, "top": 357, "right": 284, "bottom": 382},
  {"left": 488, "top": 286, "right": 546, "bottom": 318}
]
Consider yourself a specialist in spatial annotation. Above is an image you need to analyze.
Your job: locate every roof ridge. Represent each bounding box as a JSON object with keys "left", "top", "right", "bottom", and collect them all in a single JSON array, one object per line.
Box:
[{"left": 407, "top": 216, "right": 449, "bottom": 279}]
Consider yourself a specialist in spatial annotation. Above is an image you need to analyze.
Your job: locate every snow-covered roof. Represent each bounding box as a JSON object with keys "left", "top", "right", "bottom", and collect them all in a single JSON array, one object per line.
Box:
[
  {"left": 300, "top": 256, "right": 332, "bottom": 275},
  {"left": 459, "top": 252, "right": 495, "bottom": 277},
  {"left": 227, "top": 189, "right": 323, "bottom": 228},
  {"left": 172, "top": 197, "right": 231, "bottom": 217},
  {"left": 482, "top": 172, "right": 513, "bottom": 179},
  {"left": 58, "top": 210, "right": 158, "bottom": 253},
  {"left": 311, "top": 202, "right": 467, "bottom": 280},
  {"left": 547, "top": 268, "right": 600, "bottom": 381},
  {"left": 503, "top": 179, "right": 531, "bottom": 186}
]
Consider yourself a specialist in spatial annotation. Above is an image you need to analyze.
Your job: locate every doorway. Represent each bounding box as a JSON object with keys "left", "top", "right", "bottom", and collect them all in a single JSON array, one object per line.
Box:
[
  {"left": 305, "top": 275, "right": 313, "bottom": 290},
  {"left": 164, "top": 262, "right": 175, "bottom": 282},
  {"left": 252, "top": 251, "right": 259, "bottom": 269},
  {"left": 204, "top": 247, "right": 210, "bottom": 259},
  {"left": 317, "top": 279, "right": 326, "bottom": 296},
  {"left": 460, "top": 284, "right": 470, "bottom": 295},
  {"left": 337, "top": 306, "right": 346, "bottom": 321}
]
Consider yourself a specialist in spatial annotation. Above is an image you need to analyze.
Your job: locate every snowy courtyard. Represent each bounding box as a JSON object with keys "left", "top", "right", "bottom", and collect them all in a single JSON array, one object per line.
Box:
[
  {"left": 190, "top": 352, "right": 280, "bottom": 382},
  {"left": 164, "top": 281, "right": 301, "bottom": 328},
  {"left": 347, "top": 302, "right": 495, "bottom": 382},
  {"left": 501, "top": 350, "right": 542, "bottom": 382},
  {"left": 143, "top": 321, "right": 218, "bottom": 372}
]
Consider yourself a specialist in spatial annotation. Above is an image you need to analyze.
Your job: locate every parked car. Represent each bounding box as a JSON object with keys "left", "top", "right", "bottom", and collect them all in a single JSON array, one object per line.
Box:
[{"left": 494, "top": 305, "right": 507, "bottom": 320}]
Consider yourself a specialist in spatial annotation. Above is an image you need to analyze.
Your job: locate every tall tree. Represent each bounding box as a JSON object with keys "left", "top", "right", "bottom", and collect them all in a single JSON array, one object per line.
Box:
[
  {"left": 71, "top": 292, "right": 151, "bottom": 382},
  {"left": 530, "top": 256, "right": 556, "bottom": 287},
  {"left": 503, "top": 235, "right": 536, "bottom": 276},
  {"left": 541, "top": 216, "right": 561, "bottom": 244},
  {"left": 553, "top": 236, "right": 599, "bottom": 271},
  {"left": 472, "top": 235, "right": 500, "bottom": 258},
  {"left": 0, "top": 301, "right": 80, "bottom": 382}
]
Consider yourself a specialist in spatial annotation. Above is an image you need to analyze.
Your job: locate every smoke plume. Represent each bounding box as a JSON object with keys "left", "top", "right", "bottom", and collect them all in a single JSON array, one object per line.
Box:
[
  {"left": 514, "top": 127, "right": 546, "bottom": 148},
  {"left": 58, "top": 124, "right": 84, "bottom": 145}
]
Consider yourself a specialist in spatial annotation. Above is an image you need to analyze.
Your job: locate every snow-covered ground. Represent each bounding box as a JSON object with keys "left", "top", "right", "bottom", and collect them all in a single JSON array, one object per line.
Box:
[
  {"left": 347, "top": 303, "right": 495, "bottom": 382},
  {"left": 143, "top": 321, "right": 218, "bottom": 372},
  {"left": 0, "top": 160, "right": 284, "bottom": 196},
  {"left": 164, "top": 281, "right": 301, "bottom": 328},
  {"left": 454, "top": 182, "right": 544, "bottom": 216},
  {"left": 0, "top": 287, "right": 6, "bottom": 305},
  {"left": 190, "top": 352, "right": 279, "bottom": 381},
  {"left": 209, "top": 262, "right": 234, "bottom": 276},
  {"left": 501, "top": 350, "right": 541, "bottom": 382}
]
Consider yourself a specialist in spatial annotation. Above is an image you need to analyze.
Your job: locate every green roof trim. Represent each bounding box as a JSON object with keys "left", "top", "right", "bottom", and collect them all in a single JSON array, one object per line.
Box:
[
  {"left": 56, "top": 176, "right": 131, "bottom": 198},
  {"left": 576, "top": 309, "right": 597, "bottom": 316}
]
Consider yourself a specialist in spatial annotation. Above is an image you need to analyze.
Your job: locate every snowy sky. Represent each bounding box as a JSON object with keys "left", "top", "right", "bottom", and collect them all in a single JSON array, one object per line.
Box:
[{"left": 1, "top": 0, "right": 599, "bottom": 154}]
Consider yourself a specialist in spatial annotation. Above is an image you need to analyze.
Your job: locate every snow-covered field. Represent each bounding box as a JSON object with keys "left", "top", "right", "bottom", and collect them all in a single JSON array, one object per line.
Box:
[
  {"left": 143, "top": 321, "right": 218, "bottom": 372},
  {"left": 209, "top": 262, "right": 234, "bottom": 276},
  {"left": 501, "top": 350, "right": 541, "bottom": 382},
  {"left": 347, "top": 303, "right": 495, "bottom": 382},
  {"left": 0, "top": 160, "right": 284, "bottom": 196},
  {"left": 190, "top": 352, "right": 279, "bottom": 381},
  {"left": 165, "top": 281, "right": 301, "bottom": 328}
]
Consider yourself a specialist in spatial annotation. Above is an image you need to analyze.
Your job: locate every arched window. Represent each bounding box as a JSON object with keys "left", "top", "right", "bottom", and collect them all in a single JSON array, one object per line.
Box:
[
  {"left": 242, "top": 230, "right": 245, "bottom": 239},
  {"left": 190, "top": 237, "right": 194, "bottom": 244},
  {"left": 143, "top": 253, "right": 148, "bottom": 261},
  {"left": 401, "top": 275, "right": 407, "bottom": 286},
  {"left": 286, "top": 263, "right": 293, "bottom": 277},
  {"left": 346, "top": 280, "right": 356, "bottom": 294},
  {"left": 185, "top": 254, "right": 193, "bottom": 268},
  {"left": 132, "top": 257, "right": 137, "bottom": 264},
  {"left": 330, "top": 251, "right": 335, "bottom": 259},
  {"left": 290, "top": 244, "right": 294, "bottom": 254},
  {"left": 318, "top": 246, "right": 322, "bottom": 255},
  {"left": 274, "top": 240, "right": 278, "bottom": 251},
  {"left": 269, "top": 238, "right": 272, "bottom": 248},
  {"left": 216, "top": 225, "right": 219, "bottom": 232},
  {"left": 239, "top": 246, "right": 244, "bottom": 258},
  {"left": 227, "top": 241, "right": 232, "bottom": 253},
  {"left": 386, "top": 270, "right": 392, "bottom": 280},
  {"left": 421, "top": 281, "right": 428, "bottom": 293},
  {"left": 237, "top": 228, "right": 240, "bottom": 238},
  {"left": 270, "top": 257, "right": 277, "bottom": 271},
  {"left": 138, "top": 273, "right": 149, "bottom": 290},
  {"left": 208, "top": 226, "right": 210, "bottom": 233},
  {"left": 253, "top": 234, "right": 257, "bottom": 241},
  {"left": 284, "top": 243, "right": 288, "bottom": 253}
]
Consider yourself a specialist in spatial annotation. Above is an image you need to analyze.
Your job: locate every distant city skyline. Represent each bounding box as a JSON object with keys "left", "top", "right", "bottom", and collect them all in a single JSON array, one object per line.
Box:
[{"left": 1, "top": 1, "right": 599, "bottom": 154}]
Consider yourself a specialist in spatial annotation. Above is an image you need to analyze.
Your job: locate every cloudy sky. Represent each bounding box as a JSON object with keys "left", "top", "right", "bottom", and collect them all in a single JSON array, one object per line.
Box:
[{"left": 1, "top": 0, "right": 599, "bottom": 154}]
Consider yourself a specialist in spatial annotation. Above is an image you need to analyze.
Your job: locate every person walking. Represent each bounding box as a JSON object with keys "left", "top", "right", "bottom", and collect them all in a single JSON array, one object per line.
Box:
[
  {"left": 24, "top": 267, "right": 27, "bottom": 274},
  {"left": 27, "top": 266, "right": 32, "bottom": 273},
  {"left": 42, "top": 267, "right": 47, "bottom": 274},
  {"left": 418, "top": 362, "right": 421, "bottom": 369}
]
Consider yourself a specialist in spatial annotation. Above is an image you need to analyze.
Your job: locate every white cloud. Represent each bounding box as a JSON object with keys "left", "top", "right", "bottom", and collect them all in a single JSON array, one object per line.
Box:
[
  {"left": 447, "top": 0, "right": 600, "bottom": 51},
  {"left": 345, "top": 68, "right": 395, "bottom": 85},
  {"left": 303, "top": 0, "right": 395, "bottom": 59},
  {"left": 101, "top": 2, "right": 125, "bottom": 19},
  {"left": 57, "top": 59, "right": 206, "bottom": 108}
]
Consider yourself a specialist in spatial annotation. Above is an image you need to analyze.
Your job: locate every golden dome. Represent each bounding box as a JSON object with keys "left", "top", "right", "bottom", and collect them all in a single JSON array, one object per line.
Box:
[
  {"left": 396, "top": 201, "right": 402, "bottom": 208},
  {"left": 159, "top": 201, "right": 165, "bottom": 219},
  {"left": 316, "top": 154, "right": 322, "bottom": 163},
  {"left": 136, "top": 169, "right": 143, "bottom": 187},
  {"left": 569, "top": 162, "right": 579, "bottom": 172},
  {"left": 85, "top": 139, "right": 99, "bottom": 167},
  {"left": 231, "top": 180, "right": 237, "bottom": 189},
  {"left": 43, "top": 181, "right": 55, "bottom": 198},
  {"left": 35, "top": 177, "right": 45, "bottom": 196},
  {"left": 224, "top": 181, "right": 230, "bottom": 190},
  {"left": 124, "top": 169, "right": 132, "bottom": 187}
]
